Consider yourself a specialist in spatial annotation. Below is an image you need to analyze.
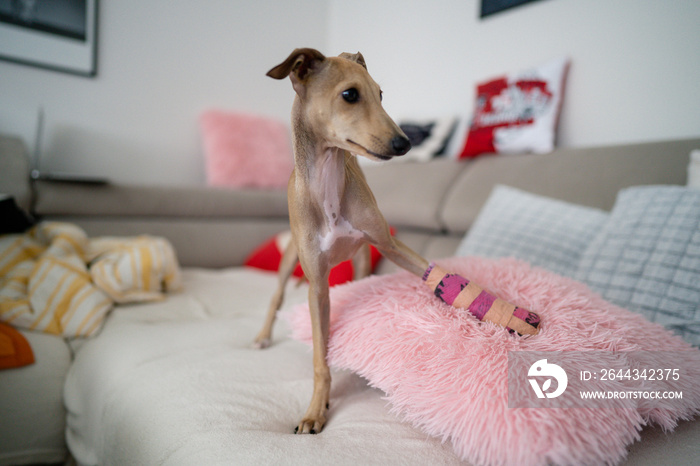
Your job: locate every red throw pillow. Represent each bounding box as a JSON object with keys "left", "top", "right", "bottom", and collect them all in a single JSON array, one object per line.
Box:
[
  {"left": 244, "top": 230, "right": 391, "bottom": 286},
  {"left": 0, "top": 322, "right": 35, "bottom": 370},
  {"left": 458, "top": 57, "right": 569, "bottom": 159}
]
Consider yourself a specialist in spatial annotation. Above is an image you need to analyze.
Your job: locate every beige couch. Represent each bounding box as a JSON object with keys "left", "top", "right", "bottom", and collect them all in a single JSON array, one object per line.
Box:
[{"left": 1, "top": 134, "right": 699, "bottom": 465}]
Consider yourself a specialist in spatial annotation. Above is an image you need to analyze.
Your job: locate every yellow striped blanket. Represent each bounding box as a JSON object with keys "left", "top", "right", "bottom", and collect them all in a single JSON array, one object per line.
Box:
[{"left": 0, "top": 222, "right": 182, "bottom": 338}]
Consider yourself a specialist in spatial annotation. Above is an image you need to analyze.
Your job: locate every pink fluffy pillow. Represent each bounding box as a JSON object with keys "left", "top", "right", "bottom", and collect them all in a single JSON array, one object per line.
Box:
[
  {"left": 286, "top": 257, "right": 700, "bottom": 465},
  {"left": 200, "top": 110, "right": 293, "bottom": 189}
]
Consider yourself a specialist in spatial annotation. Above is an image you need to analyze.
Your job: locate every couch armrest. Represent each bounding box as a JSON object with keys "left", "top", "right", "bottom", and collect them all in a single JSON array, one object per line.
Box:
[{"left": 0, "top": 135, "right": 33, "bottom": 212}]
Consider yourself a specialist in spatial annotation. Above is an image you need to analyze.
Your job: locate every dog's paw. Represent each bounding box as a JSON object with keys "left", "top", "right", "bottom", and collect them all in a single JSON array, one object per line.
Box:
[
  {"left": 294, "top": 425, "right": 317, "bottom": 434},
  {"left": 294, "top": 416, "right": 325, "bottom": 435},
  {"left": 251, "top": 337, "right": 272, "bottom": 350},
  {"left": 295, "top": 406, "right": 327, "bottom": 434}
]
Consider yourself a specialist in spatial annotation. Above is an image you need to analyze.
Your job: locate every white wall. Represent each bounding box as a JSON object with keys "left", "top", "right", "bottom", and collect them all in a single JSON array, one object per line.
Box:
[
  {"left": 1, "top": 0, "right": 699, "bottom": 186},
  {"left": 328, "top": 0, "right": 700, "bottom": 150},
  {"left": 0, "top": 0, "right": 329, "bottom": 185}
]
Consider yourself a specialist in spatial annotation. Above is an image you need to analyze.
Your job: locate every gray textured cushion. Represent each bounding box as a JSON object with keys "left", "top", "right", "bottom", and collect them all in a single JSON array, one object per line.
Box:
[
  {"left": 575, "top": 186, "right": 700, "bottom": 345},
  {"left": 456, "top": 185, "right": 608, "bottom": 277}
]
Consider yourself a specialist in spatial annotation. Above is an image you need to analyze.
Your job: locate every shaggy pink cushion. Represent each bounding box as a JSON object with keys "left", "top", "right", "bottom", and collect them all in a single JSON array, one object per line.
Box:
[
  {"left": 286, "top": 257, "right": 700, "bottom": 465},
  {"left": 200, "top": 110, "right": 293, "bottom": 189}
]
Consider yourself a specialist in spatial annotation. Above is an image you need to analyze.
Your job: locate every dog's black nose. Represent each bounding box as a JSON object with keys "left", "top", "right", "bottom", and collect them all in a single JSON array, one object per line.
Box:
[{"left": 391, "top": 135, "right": 411, "bottom": 155}]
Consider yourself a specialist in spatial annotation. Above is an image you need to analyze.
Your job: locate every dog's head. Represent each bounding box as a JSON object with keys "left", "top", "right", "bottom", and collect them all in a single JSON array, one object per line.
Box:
[{"left": 267, "top": 48, "right": 411, "bottom": 161}]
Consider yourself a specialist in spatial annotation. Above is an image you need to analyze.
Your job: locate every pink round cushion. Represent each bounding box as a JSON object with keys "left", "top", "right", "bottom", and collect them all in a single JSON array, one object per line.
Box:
[{"left": 286, "top": 256, "right": 700, "bottom": 465}]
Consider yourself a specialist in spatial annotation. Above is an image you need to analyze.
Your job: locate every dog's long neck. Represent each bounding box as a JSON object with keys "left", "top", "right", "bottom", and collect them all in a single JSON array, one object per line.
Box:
[
  {"left": 293, "top": 110, "right": 365, "bottom": 252},
  {"left": 292, "top": 112, "right": 347, "bottom": 205}
]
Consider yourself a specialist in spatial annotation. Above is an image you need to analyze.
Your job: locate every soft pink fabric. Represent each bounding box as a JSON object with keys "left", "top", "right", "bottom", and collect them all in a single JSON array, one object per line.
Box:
[
  {"left": 286, "top": 257, "right": 700, "bottom": 465},
  {"left": 200, "top": 110, "right": 293, "bottom": 189}
]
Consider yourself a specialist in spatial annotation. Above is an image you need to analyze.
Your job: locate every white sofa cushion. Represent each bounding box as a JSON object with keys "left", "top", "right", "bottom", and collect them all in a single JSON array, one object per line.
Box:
[{"left": 63, "top": 268, "right": 466, "bottom": 465}]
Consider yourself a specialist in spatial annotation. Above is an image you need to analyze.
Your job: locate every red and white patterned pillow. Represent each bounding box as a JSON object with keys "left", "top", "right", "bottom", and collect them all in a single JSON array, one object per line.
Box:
[{"left": 458, "top": 57, "right": 570, "bottom": 159}]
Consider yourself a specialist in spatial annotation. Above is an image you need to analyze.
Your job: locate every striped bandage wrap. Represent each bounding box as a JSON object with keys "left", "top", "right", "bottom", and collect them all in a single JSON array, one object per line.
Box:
[{"left": 422, "top": 262, "right": 540, "bottom": 336}]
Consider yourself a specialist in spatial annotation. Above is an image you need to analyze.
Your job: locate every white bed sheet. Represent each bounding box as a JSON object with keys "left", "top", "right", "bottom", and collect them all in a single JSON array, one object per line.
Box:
[{"left": 64, "top": 267, "right": 463, "bottom": 465}]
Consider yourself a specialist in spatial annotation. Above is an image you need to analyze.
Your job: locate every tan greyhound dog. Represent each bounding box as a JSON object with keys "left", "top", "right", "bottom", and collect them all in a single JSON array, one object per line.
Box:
[
  {"left": 255, "top": 48, "right": 540, "bottom": 435},
  {"left": 254, "top": 48, "right": 428, "bottom": 434}
]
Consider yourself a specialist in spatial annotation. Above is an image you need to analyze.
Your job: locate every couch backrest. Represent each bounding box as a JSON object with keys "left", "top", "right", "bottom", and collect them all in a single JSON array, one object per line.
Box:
[{"left": 365, "top": 138, "right": 700, "bottom": 239}]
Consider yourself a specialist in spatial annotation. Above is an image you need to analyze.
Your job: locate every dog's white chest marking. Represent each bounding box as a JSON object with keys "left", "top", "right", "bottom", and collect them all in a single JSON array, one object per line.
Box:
[
  {"left": 319, "top": 198, "right": 363, "bottom": 252},
  {"left": 314, "top": 151, "right": 363, "bottom": 252}
]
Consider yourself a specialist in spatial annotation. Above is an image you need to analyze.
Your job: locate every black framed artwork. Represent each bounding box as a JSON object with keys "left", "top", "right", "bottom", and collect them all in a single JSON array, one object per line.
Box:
[
  {"left": 481, "top": 0, "right": 543, "bottom": 18},
  {"left": 0, "top": 0, "right": 98, "bottom": 77}
]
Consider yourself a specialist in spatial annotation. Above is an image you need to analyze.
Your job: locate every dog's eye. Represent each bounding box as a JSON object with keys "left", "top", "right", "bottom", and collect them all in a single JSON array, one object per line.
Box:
[
  {"left": 380, "top": 91, "right": 383, "bottom": 102},
  {"left": 342, "top": 88, "right": 359, "bottom": 103}
]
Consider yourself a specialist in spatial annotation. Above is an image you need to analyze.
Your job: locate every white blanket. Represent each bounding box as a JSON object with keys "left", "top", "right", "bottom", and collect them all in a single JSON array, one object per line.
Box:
[{"left": 64, "top": 268, "right": 463, "bottom": 465}]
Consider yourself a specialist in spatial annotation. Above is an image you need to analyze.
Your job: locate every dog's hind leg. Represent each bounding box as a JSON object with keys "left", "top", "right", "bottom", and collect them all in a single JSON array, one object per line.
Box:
[
  {"left": 352, "top": 243, "right": 372, "bottom": 280},
  {"left": 253, "top": 240, "right": 299, "bottom": 349}
]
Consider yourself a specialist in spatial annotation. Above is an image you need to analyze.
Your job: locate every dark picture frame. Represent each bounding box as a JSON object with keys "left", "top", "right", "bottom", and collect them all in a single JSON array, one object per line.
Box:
[
  {"left": 480, "top": 0, "right": 542, "bottom": 19},
  {"left": 0, "top": 0, "right": 98, "bottom": 77}
]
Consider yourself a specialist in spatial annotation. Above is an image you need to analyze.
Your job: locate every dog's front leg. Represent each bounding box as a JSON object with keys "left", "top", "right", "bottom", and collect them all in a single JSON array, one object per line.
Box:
[
  {"left": 296, "top": 277, "right": 331, "bottom": 434},
  {"left": 378, "top": 235, "right": 541, "bottom": 335},
  {"left": 376, "top": 237, "right": 429, "bottom": 277},
  {"left": 253, "top": 240, "right": 299, "bottom": 349}
]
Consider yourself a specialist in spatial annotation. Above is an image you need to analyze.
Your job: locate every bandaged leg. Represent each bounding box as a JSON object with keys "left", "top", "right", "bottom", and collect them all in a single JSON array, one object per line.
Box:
[{"left": 422, "top": 262, "right": 540, "bottom": 335}]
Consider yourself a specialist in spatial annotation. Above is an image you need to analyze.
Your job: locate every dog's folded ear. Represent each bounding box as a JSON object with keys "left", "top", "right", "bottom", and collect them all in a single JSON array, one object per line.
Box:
[
  {"left": 338, "top": 52, "right": 367, "bottom": 71},
  {"left": 267, "top": 48, "right": 326, "bottom": 96}
]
